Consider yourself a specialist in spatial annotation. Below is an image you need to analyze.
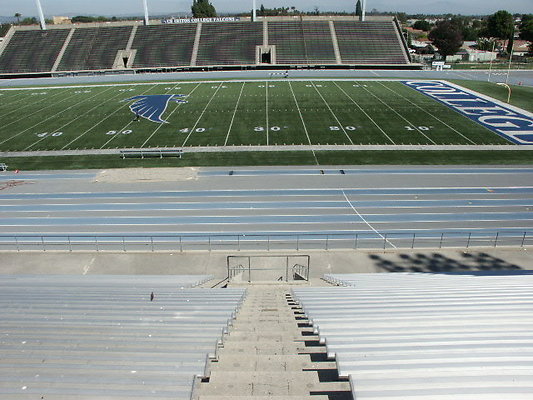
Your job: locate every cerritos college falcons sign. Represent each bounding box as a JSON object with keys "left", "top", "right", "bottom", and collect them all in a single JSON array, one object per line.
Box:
[
  {"left": 403, "top": 81, "right": 533, "bottom": 145},
  {"left": 123, "top": 94, "right": 187, "bottom": 124}
]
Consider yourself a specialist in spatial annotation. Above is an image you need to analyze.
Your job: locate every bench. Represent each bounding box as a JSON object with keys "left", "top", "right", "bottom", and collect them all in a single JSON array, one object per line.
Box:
[
  {"left": 0, "top": 163, "right": 7, "bottom": 171},
  {"left": 120, "top": 149, "right": 183, "bottom": 159}
]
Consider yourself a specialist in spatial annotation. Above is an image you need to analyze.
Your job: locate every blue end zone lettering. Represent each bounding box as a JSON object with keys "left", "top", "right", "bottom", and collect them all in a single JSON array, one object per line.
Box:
[{"left": 402, "top": 81, "right": 533, "bottom": 145}]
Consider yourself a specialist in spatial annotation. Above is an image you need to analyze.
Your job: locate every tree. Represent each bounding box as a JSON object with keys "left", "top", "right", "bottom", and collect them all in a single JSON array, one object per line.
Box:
[
  {"left": 191, "top": 0, "right": 217, "bottom": 18},
  {"left": 14, "top": 13, "right": 21, "bottom": 24},
  {"left": 412, "top": 20, "right": 431, "bottom": 31},
  {"left": 355, "top": 0, "right": 362, "bottom": 18},
  {"left": 486, "top": 10, "right": 515, "bottom": 40},
  {"left": 519, "top": 14, "right": 533, "bottom": 42},
  {"left": 476, "top": 37, "right": 499, "bottom": 51},
  {"left": 428, "top": 20, "right": 463, "bottom": 57}
]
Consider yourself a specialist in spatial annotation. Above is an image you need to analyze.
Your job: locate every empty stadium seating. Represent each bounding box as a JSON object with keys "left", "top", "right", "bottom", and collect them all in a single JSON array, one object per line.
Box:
[
  {"left": 0, "top": 29, "right": 69, "bottom": 73},
  {"left": 132, "top": 24, "right": 197, "bottom": 68},
  {"left": 196, "top": 22, "right": 262, "bottom": 66},
  {"left": 58, "top": 26, "right": 132, "bottom": 71},
  {"left": 335, "top": 21, "right": 408, "bottom": 64},
  {"left": 0, "top": 275, "right": 245, "bottom": 399},
  {"left": 0, "top": 19, "right": 411, "bottom": 74},
  {"left": 294, "top": 272, "right": 533, "bottom": 400}
]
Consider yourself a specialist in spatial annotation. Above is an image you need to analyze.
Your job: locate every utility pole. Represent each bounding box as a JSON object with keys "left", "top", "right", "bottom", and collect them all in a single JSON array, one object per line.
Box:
[{"left": 35, "top": 0, "right": 47, "bottom": 30}]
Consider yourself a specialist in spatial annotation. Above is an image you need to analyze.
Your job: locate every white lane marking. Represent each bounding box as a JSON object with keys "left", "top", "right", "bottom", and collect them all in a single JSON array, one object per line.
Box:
[
  {"left": 288, "top": 81, "right": 319, "bottom": 165},
  {"left": 311, "top": 81, "right": 354, "bottom": 145},
  {"left": 224, "top": 82, "right": 246, "bottom": 146},
  {"left": 333, "top": 82, "right": 396, "bottom": 145},
  {"left": 181, "top": 82, "right": 223, "bottom": 147},
  {"left": 378, "top": 81, "right": 476, "bottom": 145},
  {"left": 342, "top": 189, "right": 397, "bottom": 249}
]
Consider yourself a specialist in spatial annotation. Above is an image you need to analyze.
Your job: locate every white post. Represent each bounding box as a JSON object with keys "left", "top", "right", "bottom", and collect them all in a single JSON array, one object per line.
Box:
[
  {"left": 505, "top": 46, "right": 513, "bottom": 84},
  {"left": 487, "top": 40, "right": 496, "bottom": 82},
  {"left": 143, "top": 0, "right": 149, "bottom": 26},
  {"left": 252, "top": 0, "right": 257, "bottom": 21},
  {"left": 362, "top": 0, "right": 366, "bottom": 22},
  {"left": 35, "top": 0, "right": 47, "bottom": 30}
]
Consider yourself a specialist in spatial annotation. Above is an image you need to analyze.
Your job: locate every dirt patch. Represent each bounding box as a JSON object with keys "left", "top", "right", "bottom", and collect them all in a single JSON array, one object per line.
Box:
[{"left": 94, "top": 167, "right": 198, "bottom": 183}]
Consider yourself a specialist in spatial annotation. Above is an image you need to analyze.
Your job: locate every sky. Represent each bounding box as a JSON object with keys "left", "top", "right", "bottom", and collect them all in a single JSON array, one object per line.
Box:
[{"left": 0, "top": 0, "right": 531, "bottom": 17}]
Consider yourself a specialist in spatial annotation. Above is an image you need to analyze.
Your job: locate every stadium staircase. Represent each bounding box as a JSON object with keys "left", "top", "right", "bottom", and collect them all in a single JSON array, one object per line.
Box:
[{"left": 195, "top": 284, "right": 351, "bottom": 399}]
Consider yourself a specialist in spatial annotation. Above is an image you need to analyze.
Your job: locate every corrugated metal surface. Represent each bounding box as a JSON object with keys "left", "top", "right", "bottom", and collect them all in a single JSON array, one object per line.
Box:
[
  {"left": 294, "top": 273, "right": 533, "bottom": 400},
  {"left": 0, "top": 275, "right": 245, "bottom": 399}
]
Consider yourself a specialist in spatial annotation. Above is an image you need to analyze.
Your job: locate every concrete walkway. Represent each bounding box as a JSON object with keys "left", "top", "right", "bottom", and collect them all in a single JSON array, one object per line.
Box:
[{"left": 1, "top": 144, "right": 531, "bottom": 158}]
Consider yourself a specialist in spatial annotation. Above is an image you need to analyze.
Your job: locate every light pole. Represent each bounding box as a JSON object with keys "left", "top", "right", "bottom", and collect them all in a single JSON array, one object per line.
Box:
[
  {"left": 35, "top": 0, "right": 46, "bottom": 30},
  {"left": 252, "top": 0, "right": 257, "bottom": 22},
  {"left": 143, "top": 0, "right": 149, "bottom": 26},
  {"left": 497, "top": 82, "right": 512, "bottom": 104}
]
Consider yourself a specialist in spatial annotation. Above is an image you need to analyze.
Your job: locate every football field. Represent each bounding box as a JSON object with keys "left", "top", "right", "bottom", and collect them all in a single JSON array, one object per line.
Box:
[{"left": 0, "top": 80, "right": 518, "bottom": 152}]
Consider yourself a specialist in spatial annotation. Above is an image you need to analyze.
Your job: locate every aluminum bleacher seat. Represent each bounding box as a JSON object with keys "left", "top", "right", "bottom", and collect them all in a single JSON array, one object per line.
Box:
[
  {"left": 293, "top": 273, "right": 533, "bottom": 400},
  {"left": 268, "top": 21, "right": 307, "bottom": 64},
  {"left": 58, "top": 26, "right": 132, "bottom": 71},
  {"left": 0, "top": 29, "right": 69, "bottom": 73},
  {"left": 132, "top": 24, "right": 197, "bottom": 68},
  {"left": 335, "top": 21, "right": 408, "bottom": 65},
  {"left": 0, "top": 275, "right": 245, "bottom": 399},
  {"left": 196, "top": 22, "right": 262, "bottom": 66}
]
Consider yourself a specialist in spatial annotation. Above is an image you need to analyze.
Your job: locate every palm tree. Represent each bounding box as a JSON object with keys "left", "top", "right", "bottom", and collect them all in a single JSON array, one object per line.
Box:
[{"left": 14, "top": 13, "right": 22, "bottom": 24}]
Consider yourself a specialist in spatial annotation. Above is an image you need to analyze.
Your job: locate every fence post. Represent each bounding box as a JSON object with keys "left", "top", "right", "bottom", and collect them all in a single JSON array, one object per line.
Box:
[
  {"left": 521, "top": 231, "right": 527, "bottom": 248},
  {"left": 411, "top": 233, "right": 416, "bottom": 249},
  {"left": 267, "top": 235, "right": 270, "bottom": 251},
  {"left": 68, "top": 236, "right": 72, "bottom": 252},
  {"left": 439, "top": 233, "right": 444, "bottom": 249},
  {"left": 41, "top": 236, "right": 46, "bottom": 252},
  {"left": 383, "top": 234, "right": 387, "bottom": 250},
  {"left": 296, "top": 235, "right": 299, "bottom": 251},
  {"left": 208, "top": 236, "right": 211, "bottom": 252},
  {"left": 180, "top": 236, "right": 183, "bottom": 253},
  {"left": 237, "top": 235, "right": 240, "bottom": 251},
  {"left": 354, "top": 234, "right": 358, "bottom": 250},
  {"left": 15, "top": 237, "right": 20, "bottom": 252},
  {"left": 493, "top": 232, "right": 499, "bottom": 248},
  {"left": 95, "top": 237, "right": 99, "bottom": 252},
  {"left": 151, "top": 236, "right": 154, "bottom": 252},
  {"left": 325, "top": 235, "right": 329, "bottom": 251},
  {"left": 123, "top": 237, "right": 126, "bottom": 252},
  {"left": 466, "top": 232, "right": 472, "bottom": 249}
]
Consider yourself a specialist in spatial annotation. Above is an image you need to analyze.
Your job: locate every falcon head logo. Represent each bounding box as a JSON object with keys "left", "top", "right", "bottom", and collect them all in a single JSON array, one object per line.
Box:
[{"left": 123, "top": 94, "right": 187, "bottom": 123}]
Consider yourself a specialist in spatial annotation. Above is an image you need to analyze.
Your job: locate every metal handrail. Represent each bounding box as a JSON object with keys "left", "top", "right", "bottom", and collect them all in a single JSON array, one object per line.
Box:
[{"left": 0, "top": 230, "right": 530, "bottom": 252}]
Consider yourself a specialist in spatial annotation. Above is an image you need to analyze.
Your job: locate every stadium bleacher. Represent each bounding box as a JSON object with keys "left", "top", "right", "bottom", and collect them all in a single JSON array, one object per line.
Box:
[
  {"left": 132, "top": 24, "right": 197, "bottom": 68},
  {"left": 0, "top": 19, "right": 411, "bottom": 74},
  {"left": 0, "top": 29, "right": 70, "bottom": 73},
  {"left": 0, "top": 275, "right": 245, "bottom": 399},
  {"left": 58, "top": 26, "right": 132, "bottom": 71},
  {"left": 335, "top": 21, "right": 409, "bottom": 64},
  {"left": 293, "top": 272, "right": 533, "bottom": 400},
  {"left": 196, "top": 21, "right": 263, "bottom": 66}
]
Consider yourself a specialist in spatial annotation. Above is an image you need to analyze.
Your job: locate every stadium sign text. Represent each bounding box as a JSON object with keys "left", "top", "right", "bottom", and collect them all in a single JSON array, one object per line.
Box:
[
  {"left": 403, "top": 81, "right": 533, "bottom": 145},
  {"left": 162, "top": 17, "right": 240, "bottom": 24}
]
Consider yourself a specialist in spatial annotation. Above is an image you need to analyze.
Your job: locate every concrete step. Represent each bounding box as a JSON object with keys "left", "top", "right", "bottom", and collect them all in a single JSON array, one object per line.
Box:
[
  {"left": 227, "top": 332, "right": 310, "bottom": 341},
  {"left": 198, "top": 396, "right": 330, "bottom": 400},
  {"left": 220, "top": 342, "right": 303, "bottom": 355},
  {"left": 209, "top": 355, "right": 337, "bottom": 371}
]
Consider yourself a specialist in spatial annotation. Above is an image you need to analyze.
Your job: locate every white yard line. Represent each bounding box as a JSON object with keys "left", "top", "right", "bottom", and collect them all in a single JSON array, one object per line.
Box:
[
  {"left": 141, "top": 83, "right": 201, "bottom": 148},
  {"left": 378, "top": 81, "right": 476, "bottom": 145},
  {"left": 181, "top": 83, "right": 223, "bottom": 147},
  {"left": 1, "top": 88, "right": 71, "bottom": 121},
  {"left": 265, "top": 81, "right": 270, "bottom": 146},
  {"left": 25, "top": 86, "right": 122, "bottom": 150},
  {"left": 311, "top": 81, "right": 354, "bottom": 145},
  {"left": 0, "top": 90, "right": 52, "bottom": 118},
  {"left": 341, "top": 189, "right": 397, "bottom": 249},
  {"left": 224, "top": 82, "right": 246, "bottom": 146},
  {"left": 333, "top": 82, "right": 396, "bottom": 145},
  {"left": 62, "top": 84, "right": 158, "bottom": 150},
  {"left": 359, "top": 83, "right": 437, "bottom": 145},
  {"left": 0, "top": 88, "right": 111, "bottom": 147},
  {"left": 288, "top": 81, "right": 319, "bottom": 165}
]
